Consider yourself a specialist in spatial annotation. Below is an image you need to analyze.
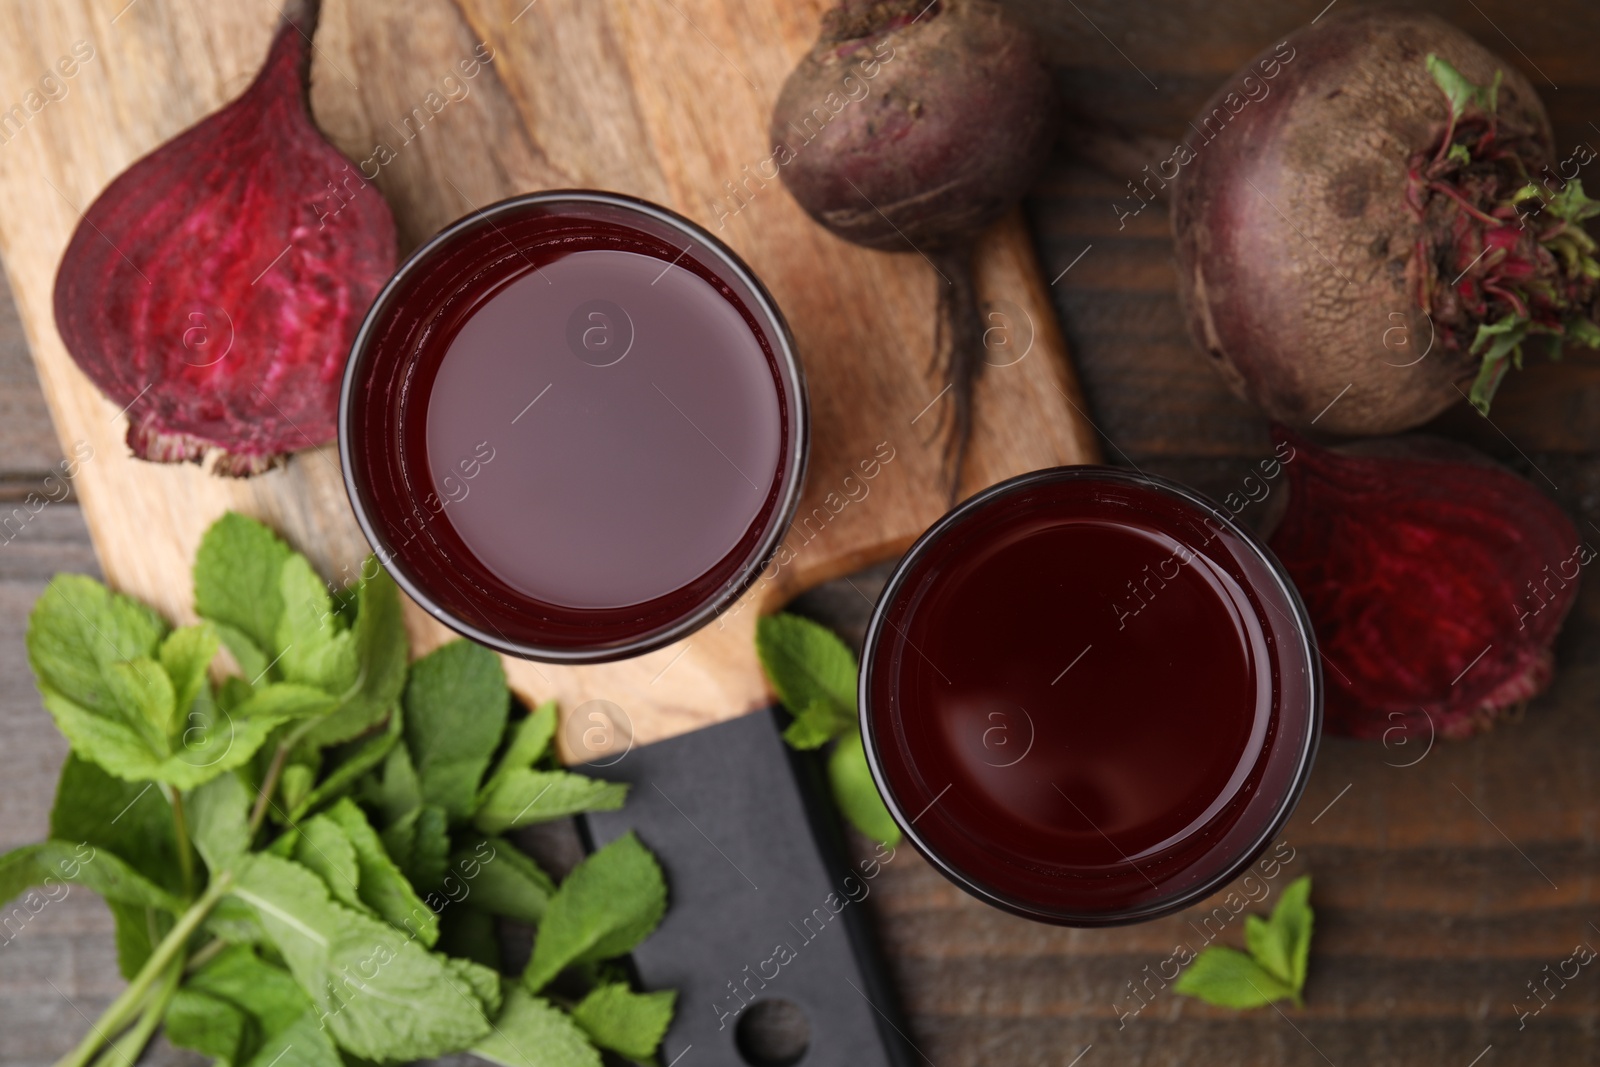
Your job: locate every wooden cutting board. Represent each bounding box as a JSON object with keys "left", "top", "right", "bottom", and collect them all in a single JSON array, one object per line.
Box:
[{"left": 0, "top": 0, "right": 1098, "bottom": 756}]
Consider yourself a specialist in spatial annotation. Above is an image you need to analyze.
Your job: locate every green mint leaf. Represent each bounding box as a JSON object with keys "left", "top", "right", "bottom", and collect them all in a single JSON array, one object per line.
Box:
[
  {"left": 189, "top": 771, "right": 253, "bottom": 875},
  {"left": 473, "top": 984, "right": 602, "bottom": 1067},
  {"left": 523, "top": 832, "right": 667, "bottom": 992},
  {"left": 827, "top": 730, "right": 902, "bottom": 847},
  {"left": 1273, "top": 874, "right": 1314, "bottom": 993},
  {"left": 366, "top": 739, "right": 423, "bottom": 827},
  {"left": 1173, "top": 945, "right": 1296, "bottom": 1008},
  {"left": 0, "top": 840, "right": 181, "bottom": 913},
  {"left": 193, "top": 512, "right": 291, "bottom": 665},
  {"left": 782, "top": 696, "right": 855, "bottom": 750},
  {"left": 243, "top": 1010, "right": 342, "bottom": 1067},
  {"left": 756, "top": 614, "right": 858, "bottom": 743},
  {"left": 482, "top": 703, "right": 557, "bottom": 799},
  {"left": 324, "top": 797, "right": 439, "bottom": 946},
  {"left": 107, "top": 901, "right": 167, "bottom": 980},
  {"left": 474, "top": 769, "right": 628, "bottom": 835},
  {"left": 187, "top": 945, "right": 314, "bottom": 1034},
  {"left": 39, "top": 676, "right": 286, "bottom": 789},
  {"left": 455, "top": 835, "right": 555, "bottom": 924},
  {"left": 229, "top": 853, "right": 492, "bottom": 1060},
  {"left": 50, "top": 753, "right": 181, "bottom": 895},
  {"left": 185, "top": 945, "right": 346, "bottom": 1065},
  {"left": 159, "top": 623, "right": 218, "bottom": 725},
  {"left": 210, "top": 622, "right": 269, "bottom": 686},
  {"left": 274, "top": 555, "right": 358, "bottom": 696},
  {"left": 103, "top": 657, "right": 175, "bottom": 754},
  {"left": 27, "top": 574, "right": 166, "bottom": 721},
  {"left": 384, "top": 803, "right": 452, "bottom": 892},
  {"left": 231, "top": 682, "right": 339, "bottom": 721},
  {"left": 164, "top": 988, "right": 253, "bottom": 1063},
  {"left": 289, "top": 708, "right": 400, "bottom": 821},
  {"left": 403, "top": 641, "right": 511, "bottom": 821},
  {"left": 571, "top": 983, "right": 676, "bottom": 1061},
  {"left": 440, "top": 905, "right": 502, "bottom": 971},
  {"left": 1244, "top": 912, "right": 1292, "bottom": 986},
  {"left": 302, "top": 563, "right": 408, "bottom": 748},
  {"left": 294, "top": 812, "right": 366, "bottom": 912},
  {"left": 447, "top": 955, "right": 505, "bottom": 1018}
]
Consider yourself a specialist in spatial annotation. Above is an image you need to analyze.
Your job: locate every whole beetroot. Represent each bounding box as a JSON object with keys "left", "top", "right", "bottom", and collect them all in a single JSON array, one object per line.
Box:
[
  {"left": 1172, "top": 10, "right": 1598, "bottom": 435},
  {"left": 52, "top": 0, "right": 396, "bottom": 475},
  {"left": 771, "top": 0, "right": 1057, "bottom": 492},
  {"left": 1264, "top": 429, "right": 1581, "bottom": 739}
]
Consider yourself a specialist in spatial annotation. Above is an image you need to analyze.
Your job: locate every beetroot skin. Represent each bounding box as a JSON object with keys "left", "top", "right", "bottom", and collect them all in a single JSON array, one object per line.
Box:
[
  {"left": 1170, "top": 10, "right": 1597, "bottom": 435},
  {"left": 1265, "top": 430, "right": 1581, "bottom": 739},
  {"left": 771, "top": 0, "right": 1056, "bottom": 491},
  {"left": 52, "top": 0, "right": 395, "bottom": 476}
]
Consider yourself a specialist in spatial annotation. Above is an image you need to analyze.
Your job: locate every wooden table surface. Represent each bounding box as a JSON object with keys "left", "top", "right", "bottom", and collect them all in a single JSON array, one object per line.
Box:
[{"left": 4, "top": 1, "right": 1600, "bottom": 1064}]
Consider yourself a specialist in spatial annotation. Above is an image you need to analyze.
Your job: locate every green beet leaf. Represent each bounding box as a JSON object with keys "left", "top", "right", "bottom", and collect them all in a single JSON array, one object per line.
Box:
[
  {"left": 403, "top": 640, "right": 511, "bottom": 821},
  {"left": 228, "top": 853, "right": 492, "bottom": 1061},
  {"left": 827, "top": 730, "right": 901, "bottom": 847},
  {"left": 1173, "top": 945, "right": 1297, "bottom": 1009},
  {"left": 193, "top": 512, "right": 292, "bottom": 671},
  {"left": 475, "top": 768, "right": 628, "bottom": 836},
  {"left": 571, "top": 982, "right": 676, "bottom": 1061},
  {"left": 523, "top": 832, "right": 667, "bottom": 993},
  {"left": 473, "top": 984, "right": 601, "bottom": 1067}
]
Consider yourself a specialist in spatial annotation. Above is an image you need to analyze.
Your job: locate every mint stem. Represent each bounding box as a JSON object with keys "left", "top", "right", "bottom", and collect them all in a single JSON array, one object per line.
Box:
[
  {"left": 51, "top": 870, "right": 234, "bottom": 1067},
  {"left": 85, "top": 959, "right": 183, "bottom": 1067},
  {"left": 167, "top": 787, "right": 195, "bottom": 898},
  {"left": 249, "top": 718, "right": 320, "bottom": 834}
]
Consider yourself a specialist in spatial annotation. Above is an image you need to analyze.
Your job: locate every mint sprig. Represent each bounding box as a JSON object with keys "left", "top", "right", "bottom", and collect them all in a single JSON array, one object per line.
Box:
[
  {"left": 1174, "top": 874, "right": 1315, "bottom": 1009},
  {"left": 756, "top": 612, "right": 901, "bottom": 847},
  {"left": 5, "top": 511, "right": 675, "bottom": 1067}
]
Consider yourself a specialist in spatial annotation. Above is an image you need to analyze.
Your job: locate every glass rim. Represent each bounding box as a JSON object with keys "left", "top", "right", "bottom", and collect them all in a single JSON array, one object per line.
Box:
[
  {"left": 857, "top": 464, "right": 1323, "bottom": 926},
  {"left": 337, "top": 189, "right": 811, "bottom": 664}
]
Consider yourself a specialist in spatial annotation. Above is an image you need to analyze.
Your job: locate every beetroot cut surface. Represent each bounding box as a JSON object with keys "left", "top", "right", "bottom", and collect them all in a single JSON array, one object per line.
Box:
[
  {"left": 1267, "top": 429, "right": 1581, "bottom": 740},
  {"left": 52, "top": 0, "right": 396, "bottom": 476}
]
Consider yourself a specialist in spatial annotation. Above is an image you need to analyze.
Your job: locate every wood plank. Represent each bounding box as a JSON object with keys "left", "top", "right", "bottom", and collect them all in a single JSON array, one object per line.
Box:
[{"left": 0, "top": 0, "right": 1097, "bottom": 758}]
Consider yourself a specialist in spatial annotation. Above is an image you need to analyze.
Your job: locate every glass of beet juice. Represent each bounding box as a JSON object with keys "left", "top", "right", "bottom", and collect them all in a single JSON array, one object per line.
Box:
[
  {"left": 339, "top": 191, "right": 807, "bottom": 663},
  {"left": 860, "top": 467, "right": 1320, "bottom": 925}
]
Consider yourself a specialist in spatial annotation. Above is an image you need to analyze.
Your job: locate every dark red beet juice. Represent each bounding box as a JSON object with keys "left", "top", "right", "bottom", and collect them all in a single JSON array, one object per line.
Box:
[
  {"left": 340, "top": 192, "right": 807, "bottom": 662},
  {"left": 861, "top": 468, "right": 1319, "bottom": 925}
]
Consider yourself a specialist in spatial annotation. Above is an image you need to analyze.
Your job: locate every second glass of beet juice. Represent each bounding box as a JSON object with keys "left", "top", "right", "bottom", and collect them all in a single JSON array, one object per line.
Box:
[
  {"left": 860, "top": 467, "right": 1320, "bottom": 925},
  {"left": 340, "top": 191, "right": 807, "bottom": 662}
]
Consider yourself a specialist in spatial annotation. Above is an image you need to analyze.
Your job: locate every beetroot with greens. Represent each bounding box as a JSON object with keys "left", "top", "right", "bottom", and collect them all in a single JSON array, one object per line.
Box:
[
  {"left": 52, "top": 0, "right": 396, "bottom": 476},
  {"left": 771, "top": 0, "right": 1057, "bottom": 493},
  {"left": 1172, "top": 10, "right": 1598, "bottom": 436},
  {"left": 1264, "top": 429, "right": 1581, "bottom": 739}
]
